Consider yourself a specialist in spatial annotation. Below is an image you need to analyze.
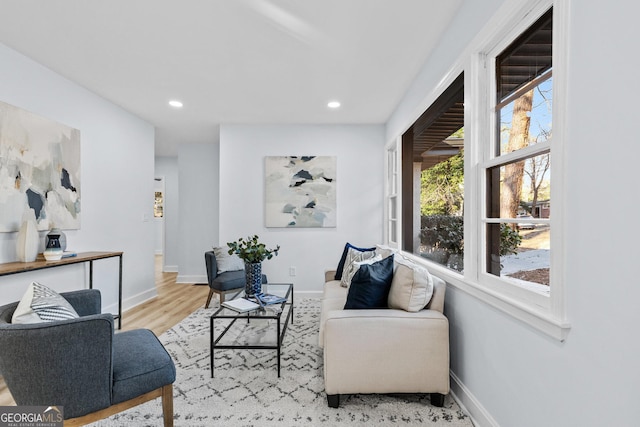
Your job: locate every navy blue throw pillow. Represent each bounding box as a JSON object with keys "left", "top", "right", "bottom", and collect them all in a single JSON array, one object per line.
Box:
[
  {"left": 335, "top": 243, "right": 377, "bottom": 280},
  {"left": 344, "top": 255, "right": 394, "bottom": 309}
]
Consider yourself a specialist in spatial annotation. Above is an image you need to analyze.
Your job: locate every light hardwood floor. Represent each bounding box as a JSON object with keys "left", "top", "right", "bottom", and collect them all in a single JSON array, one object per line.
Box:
[{"left": 0, "top": 256, "right": 209, "bottom": 406}]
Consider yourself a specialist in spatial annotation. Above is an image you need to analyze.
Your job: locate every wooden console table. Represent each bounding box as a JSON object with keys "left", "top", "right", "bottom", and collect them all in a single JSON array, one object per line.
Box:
[{"left": 0, "top": 251, "right": 123, "bottom": 329}]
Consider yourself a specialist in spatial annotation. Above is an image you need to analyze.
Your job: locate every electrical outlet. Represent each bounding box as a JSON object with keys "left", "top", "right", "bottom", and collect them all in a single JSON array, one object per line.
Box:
[{"left": 289, "top": 266, "right": 296, "bottom": 277}]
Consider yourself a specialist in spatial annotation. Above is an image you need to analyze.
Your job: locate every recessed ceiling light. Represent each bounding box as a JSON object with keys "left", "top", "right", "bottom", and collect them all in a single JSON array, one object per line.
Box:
[
  {"left": 327, "top": 101, "right": 341, "bottom": 109},
  {"left": 168, "top": 100, "right": 183, "bottom": 108}
]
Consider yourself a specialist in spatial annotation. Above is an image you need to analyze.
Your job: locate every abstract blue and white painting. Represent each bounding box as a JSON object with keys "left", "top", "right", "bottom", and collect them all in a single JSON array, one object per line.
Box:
[
  {"left": 0, "top": 101, "right": 81, "bottom": 232},
  {"left": 265, "top": 156, "right": 336, "bottom": 228}
]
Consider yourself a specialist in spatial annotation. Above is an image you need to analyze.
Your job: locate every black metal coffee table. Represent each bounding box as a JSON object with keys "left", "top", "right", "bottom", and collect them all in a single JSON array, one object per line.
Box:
[{"left": 209, "top": 283, "right": 293, "bottom": 377}]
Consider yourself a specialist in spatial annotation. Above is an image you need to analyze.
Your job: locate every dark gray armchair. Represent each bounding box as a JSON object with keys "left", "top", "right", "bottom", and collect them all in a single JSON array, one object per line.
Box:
[
  {"left": 204, "top": 250, "right": 267, "bottom": 307},
  {"left": 0, "top": 289, "right": 175, "bottom": 426}
]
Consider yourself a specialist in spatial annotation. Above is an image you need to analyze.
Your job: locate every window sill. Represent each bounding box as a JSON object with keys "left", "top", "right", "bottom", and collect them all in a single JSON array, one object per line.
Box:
[{"left": 400, "top": 253, "right": 571, "bottom": 342}]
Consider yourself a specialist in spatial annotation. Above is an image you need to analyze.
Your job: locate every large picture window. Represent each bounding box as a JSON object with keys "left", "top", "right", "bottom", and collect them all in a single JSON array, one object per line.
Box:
[
  {"left": 401, "top": 73, "right": 464, "bottom": 272},
  {"left": 485, "top": 8, "right": 552, "bottom": 294},
  {"left": 386, "top": 1, "right": 568, "bottom": 340}
]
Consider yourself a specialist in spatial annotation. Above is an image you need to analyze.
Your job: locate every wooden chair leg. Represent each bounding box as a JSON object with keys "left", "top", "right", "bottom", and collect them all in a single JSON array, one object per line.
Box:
[
  {"left": 219, "top": 291, "right": 225, "bottom": 303},
  {"left": 65, "top": 386, "right": 167, "bottom": 426},
  {"left": 162, "top": 384, "right": 174, "bottom": 427},
  {"left": 205, "top": 289, "right": 214, "bottom": 308}
]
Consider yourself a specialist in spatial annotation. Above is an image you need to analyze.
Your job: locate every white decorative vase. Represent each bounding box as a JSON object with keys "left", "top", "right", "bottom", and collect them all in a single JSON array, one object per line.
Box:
[{"left": 16, "top": 210, "right": 39, "bottom": 262}]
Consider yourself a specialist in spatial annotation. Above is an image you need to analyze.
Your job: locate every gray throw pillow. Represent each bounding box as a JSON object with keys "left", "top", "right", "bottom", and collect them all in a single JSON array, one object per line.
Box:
[{"left": 213, "top": 246, "right": 245, "bottom": 273}]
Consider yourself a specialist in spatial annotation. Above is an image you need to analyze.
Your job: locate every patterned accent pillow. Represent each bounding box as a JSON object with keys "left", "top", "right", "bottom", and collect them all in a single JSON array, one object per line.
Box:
[
  {"left": 213, "top": 246, "right": 245, "bottom": 273},
  {"left": 340, "top": 247, "right": 379, "bottom": 288},
  {"left": 334, "top": 243, "right": 377, "bottom": 280},
  {"left": 12, "top": 281, "right": 79, "bottom": 324}
]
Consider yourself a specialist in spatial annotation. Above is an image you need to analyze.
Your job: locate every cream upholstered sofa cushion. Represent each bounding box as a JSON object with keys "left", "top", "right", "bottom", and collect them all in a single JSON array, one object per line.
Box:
[
  {"left": 322, "top": 307, "right": 450, "bottom": 396},
  {"left": 320, "top": 272, "right": 446, "bottom": 349},
  {"left": 388, "top": 258, "right": 434, "bottom": 312},
  {"left": 319, "top": 279, "right": 347, "bottom": 347}
]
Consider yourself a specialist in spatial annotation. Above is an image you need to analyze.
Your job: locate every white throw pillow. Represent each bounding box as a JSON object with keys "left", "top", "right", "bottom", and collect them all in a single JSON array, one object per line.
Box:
[
  {"left": 213, "top": 247, "right": 245, "bottom": 273},
  {"left": 388, "top": 257, "right": 434, "bottom": 312},
  {"left": 340, "top": 247, "right": 380, "bottom": 288},
  {"left": 12, "top": 281, "right": 79, "bottom": 324}
]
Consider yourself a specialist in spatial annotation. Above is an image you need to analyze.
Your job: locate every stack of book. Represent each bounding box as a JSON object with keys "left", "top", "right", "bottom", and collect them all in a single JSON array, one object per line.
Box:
[
  {"left": 221, "top": 293, "right": 287, "bottom": 313},
  {"left": 256, "top": 293, "right": 287, "bottom": 305},
  {"left": 221, "top": 298, "right": 260, "bottom": 313}
]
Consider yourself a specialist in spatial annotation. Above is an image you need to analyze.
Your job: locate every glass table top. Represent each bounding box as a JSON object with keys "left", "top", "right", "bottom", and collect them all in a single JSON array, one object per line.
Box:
[{"left": 213, "top": 283, "right": 292, "bottom": 319}]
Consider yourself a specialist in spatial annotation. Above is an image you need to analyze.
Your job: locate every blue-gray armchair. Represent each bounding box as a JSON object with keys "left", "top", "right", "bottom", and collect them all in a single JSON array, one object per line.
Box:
[
  {"left": 0, "top": 289, "right": 176, "bottom": 426},
  {"left": 204, "top": 250, "right": 267, "bottom": 307}
]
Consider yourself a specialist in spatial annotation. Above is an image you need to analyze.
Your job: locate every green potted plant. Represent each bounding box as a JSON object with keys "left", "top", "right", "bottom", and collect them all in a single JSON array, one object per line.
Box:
[{"left": 227, "top": 235, "right": 280, "bottom": 296}]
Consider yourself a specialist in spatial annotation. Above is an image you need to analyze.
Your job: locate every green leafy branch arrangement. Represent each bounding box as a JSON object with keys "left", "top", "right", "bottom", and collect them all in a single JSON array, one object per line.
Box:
[{"left": 227, "top": 235, "right": 280, "bottom": 264}]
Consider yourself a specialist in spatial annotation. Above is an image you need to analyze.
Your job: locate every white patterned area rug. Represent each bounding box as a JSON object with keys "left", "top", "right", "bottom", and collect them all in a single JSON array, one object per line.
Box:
[{"left": 91, "top": 299, "right": 473, "bottom": 427}]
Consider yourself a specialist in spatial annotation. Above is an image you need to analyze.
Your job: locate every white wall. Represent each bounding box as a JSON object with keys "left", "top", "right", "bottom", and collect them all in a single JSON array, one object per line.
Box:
[
  {"left": 176, "top": 142, "right": 219, "bottom": 283},
  {"left": 388, "top": 1, "right": 640, "bottom": 426},
  {"left": 219, "top": 124, "right": 385, "bottom": 293},
  {"left": 155, "top": 156, "right": 179, "bottom": 271},
  {"left": 0, "top": 44, "right": 156, "bottom": 314},
  {"left": 386, "top": 0, "right": 506, "bottom": 142}
]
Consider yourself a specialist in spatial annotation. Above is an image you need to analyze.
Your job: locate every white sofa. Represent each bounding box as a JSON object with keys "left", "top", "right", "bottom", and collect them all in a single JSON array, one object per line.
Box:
[{"left": 319, "top": 263, "right": 450, "bottom": 408}]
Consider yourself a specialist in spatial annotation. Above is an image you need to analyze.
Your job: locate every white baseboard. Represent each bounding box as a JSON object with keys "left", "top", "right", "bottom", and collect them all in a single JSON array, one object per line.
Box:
[
  {"left": 102, "top": 287, "right": 158, "bottom": 316},
  {"left": 450, "top": 371, "right": 499, "bottom": 427},
  {"left": 176, "top": 274, "right": 207, "bottom": 284},
  {"left": 163, "top": 265, "right": 178, "bottom": 273},
  {"left": 294, "top": 290, "right": 323, "bottom": 298}
]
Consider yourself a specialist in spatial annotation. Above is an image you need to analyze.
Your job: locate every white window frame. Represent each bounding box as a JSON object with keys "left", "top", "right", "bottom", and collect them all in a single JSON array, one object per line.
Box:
[
  {"left": 385, "top": 0, "right": 570, "bottom": 341},
  {"left": 480, "top": 10, "right": 554, "bottom": 311},
  {"left": 384, "top": 137, "right": 401, "bottom": 249}
]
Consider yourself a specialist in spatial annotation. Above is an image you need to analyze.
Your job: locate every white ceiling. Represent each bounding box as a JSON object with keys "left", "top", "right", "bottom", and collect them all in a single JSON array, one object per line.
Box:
[{"left": 0, "top": 0, "right": 462, "bottom": 156}]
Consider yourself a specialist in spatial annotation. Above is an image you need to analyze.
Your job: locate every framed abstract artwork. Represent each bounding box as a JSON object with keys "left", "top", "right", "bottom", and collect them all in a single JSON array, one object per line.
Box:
[
  {"left": 265, "top": 156, "right": 336, "bottom": 228},
  {"left": 0, "top": 101, "right": 81, "bottom": 232}
]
